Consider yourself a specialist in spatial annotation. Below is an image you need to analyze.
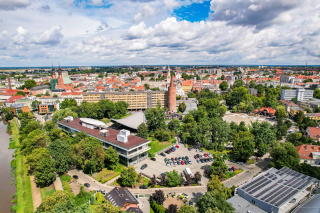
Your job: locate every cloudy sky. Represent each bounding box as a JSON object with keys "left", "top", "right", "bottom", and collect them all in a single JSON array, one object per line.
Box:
[{"left": 0, "top": 0, "right": 320, "bottom": 66}]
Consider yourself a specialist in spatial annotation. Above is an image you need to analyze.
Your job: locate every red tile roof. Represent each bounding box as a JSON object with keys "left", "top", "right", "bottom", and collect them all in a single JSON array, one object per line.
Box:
[
  {"left": 6, "top": 95, "right": 24, "bottom": 102},
  {"left": 307, "top": 127, "right": 320, "bottom": 140},
  {"left": 296, "top": 144, "right": 320, "bottom": 160},
  {"left": 58, "top": 118, "right": 148, "bottom": 149}
]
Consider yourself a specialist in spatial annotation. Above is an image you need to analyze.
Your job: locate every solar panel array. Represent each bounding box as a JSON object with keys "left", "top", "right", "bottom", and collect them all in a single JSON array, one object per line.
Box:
[{"left": 238, "top": 167, "right": 316, "bottom": 209}]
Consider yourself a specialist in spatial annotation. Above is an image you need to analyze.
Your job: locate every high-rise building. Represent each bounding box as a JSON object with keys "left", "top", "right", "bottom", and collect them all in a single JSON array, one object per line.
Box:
[
  {"left": 168, "top": 75, "right": 176, "bottom": 113},
  {"left": 281, "top": 89, "right": 314, "bottom": 101}
]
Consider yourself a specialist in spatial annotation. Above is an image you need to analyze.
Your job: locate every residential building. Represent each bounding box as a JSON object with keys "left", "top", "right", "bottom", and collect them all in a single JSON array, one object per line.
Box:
[
  {"left": 57, "top": 117, "right": 150, "bottom": 166},
  {"left": 29, "top": 85, "right": 50, "bottom": 96},
  {"left": 296, "top": 144, "right": 320, "bottom": 166},
  {"left": 10, "top": 103, "right": 30, "bottom": 115},
  {"left": 253, "top": 107, "right": 276, "bottom": 117},
  {"left": 281, "top": 89, "right": 314, "bottom": 101},
  {"left": 280, "top": 75, "right": 294, "bottom": 83},
  {"left": 82, "top": 91, "right": 168, "bottom": 110},
  {"left": 105, "top": 187, "right": 142, "bottom": 212},
  {"left": 39, "top": 103, "right": 59, "bottom": 114},
  {"left": 229, "top": 167, "right": 317, "bottom": 213},
  {"left": 249, "top": 88, "right": 258, "bottom": 95},
  {"left": 306, "top": 127, "right": 320, "bottom": 141}
]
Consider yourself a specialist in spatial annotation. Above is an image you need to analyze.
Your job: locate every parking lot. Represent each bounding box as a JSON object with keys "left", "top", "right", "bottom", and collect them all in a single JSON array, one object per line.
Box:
[{"left": 135, "top": 145, "right": 213, "bottom": 186}]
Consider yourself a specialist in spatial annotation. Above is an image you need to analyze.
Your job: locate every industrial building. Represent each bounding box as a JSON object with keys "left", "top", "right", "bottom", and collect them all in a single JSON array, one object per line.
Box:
[
  {"left": 57, "top": 117, "right": 150, "bottom": 166},
  {"left": 228, "top": 167, "right": 318, "bottom": 213},
  {"left": 280, "top": 89, "right": 314, "bottom": 102}
]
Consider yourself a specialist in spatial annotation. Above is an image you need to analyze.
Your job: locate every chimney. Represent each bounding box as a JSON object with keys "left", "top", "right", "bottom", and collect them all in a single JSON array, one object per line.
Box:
[{"left": 7, "top": 75, "right": 11, "bottom": 91}]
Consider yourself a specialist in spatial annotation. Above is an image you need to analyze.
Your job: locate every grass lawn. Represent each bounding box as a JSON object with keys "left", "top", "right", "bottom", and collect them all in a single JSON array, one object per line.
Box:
[
  {"left": 91, "top": 163, "right": 124, "bottom": 184},
  {"left": 148, "top": 138, "right": 172, "bottom": 155},
  {"left": 11, "top": 119, "right": 34, "bottom": 213},
  {"left": 60, "top": 174, "right": 74, "bottom": 197},
  {"left": 40, "top": 185, "right": 55, "bottom": 201}
]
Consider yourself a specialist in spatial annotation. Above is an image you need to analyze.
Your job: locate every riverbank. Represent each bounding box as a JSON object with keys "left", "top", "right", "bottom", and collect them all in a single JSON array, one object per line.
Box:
[{"left": 10, "top": 118, "right": 33, "bottom": 213}]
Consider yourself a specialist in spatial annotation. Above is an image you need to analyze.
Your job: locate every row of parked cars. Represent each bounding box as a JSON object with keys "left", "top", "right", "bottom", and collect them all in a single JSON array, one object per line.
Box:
[
  {"left": 194, "top": 153, "right": 212, "bottom": 159},
  {"left": 165, "top": 156, "right": 192, "bottom": 166},
  {"left": 160, "top": 145, "right": 180, "bottom": 156}
]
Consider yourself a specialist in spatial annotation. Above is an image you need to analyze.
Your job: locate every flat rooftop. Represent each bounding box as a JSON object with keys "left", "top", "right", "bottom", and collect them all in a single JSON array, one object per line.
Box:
[
  {"left": 238, "top": 167, "right": 317, "bottom": 209},
  {"left": 58, "top": 118, "right": 149, "bottom": 150}
]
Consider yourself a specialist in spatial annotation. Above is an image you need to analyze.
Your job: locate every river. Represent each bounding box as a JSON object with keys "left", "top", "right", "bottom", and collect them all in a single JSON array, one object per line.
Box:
[{"left": 0, "top": 118, "right": 16, "bottom": 212}]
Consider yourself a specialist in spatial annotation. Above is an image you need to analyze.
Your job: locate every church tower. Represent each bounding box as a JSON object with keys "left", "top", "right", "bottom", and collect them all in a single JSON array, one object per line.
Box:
[
  {"left": 56, "top": 65, "right": 64, "bottom": 89},
  {"left": 167, "top": 65, "right": 171, "bottom": 83},
  {"left": 51, "top": 65, "right": 56, "bottom": 79},
  {"left": 168, "top": 75, "right": 176, "bottom": 113}
]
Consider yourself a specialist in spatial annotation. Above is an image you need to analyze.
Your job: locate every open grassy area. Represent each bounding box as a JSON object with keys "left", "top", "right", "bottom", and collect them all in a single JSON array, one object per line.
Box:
[
  {"left": 148, "top": 138, "right": 172, "bottom": 155},
  {"left": 40, "top": 185, "right": 55, "bottom": 201},
  {"left": 92, "top": 163, "right": 124, "bottom": 184},
  {"left": 60, "top": 174, "right": 74, "bottom": 197},
  {"left": 11, "top": 119, "right": 34, "bottom": 213}
]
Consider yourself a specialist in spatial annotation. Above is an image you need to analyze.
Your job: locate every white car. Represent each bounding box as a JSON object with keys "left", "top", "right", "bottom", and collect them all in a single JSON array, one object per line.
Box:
[
  {"left": 179, "top": 193, "right": 189, "bottom": 198},
  {"left": 188, "top": 160, "right": 192, "bottom": 164}
]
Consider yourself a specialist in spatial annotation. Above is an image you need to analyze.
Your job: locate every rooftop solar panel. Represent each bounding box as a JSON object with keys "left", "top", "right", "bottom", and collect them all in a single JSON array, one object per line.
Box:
[
  {"left": 291, "top": 179, "right": 304, "bottom": 189},
  {"left": 298, "top": 181, "right": 310, "bottom": 190},
  {"left": 261, "top": 185, "right": 284, "bottom": 201},
  {"left": 283, "top": 177, "right": 297, "bottom": 186},
  {"left": 241, "top": 176, "right": 264, "bottom": 190},
  {"left": 245, "top": 178, "right": 268, "bottom": 193},
  {"left": 264, "top": 186, "right": 284, "bottom": 203},
  {"left": 268, "top": 187, "right": 292, "bottom": 205},
  {"left": 247, "top": 180, "right": 272, "bottom": 195},
  {"left": 274, "top": 190, "right": 299, "bottom": 207},
  {"left": 254, "top": 183, "right": 278, "bottom": 198}
]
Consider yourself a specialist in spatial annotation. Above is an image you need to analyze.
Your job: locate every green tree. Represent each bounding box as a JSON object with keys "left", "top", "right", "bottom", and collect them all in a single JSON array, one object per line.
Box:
[
  {"left": 36, "top": 191, "right": 72, "bottom": 212},
  {"left": 210, "top": 155, "right": 228, "bottom": 180},
  {"left": 233, "top": 79, "right": 245, "bottom": 88},
  {"left": 95, "top": 201, "right": 122, "bottom": 213},
  {"left": 165, "top": 170, "right": 182, "bottom": 187},
  {"left": 178, "top": 102, "right": 187, "bottom": 113},
  {"left": 275, "top": 105, "right": 286, "bottom": 119},
  {"left": 145, "top": 104, "right": 166, "bottom": 132},
  {"left": 20, "top": 120, "right": 42, "bottom": 136},
  {"left": 15, "top": 90, "right": 26, "bottom": 96},
  {"left": 21, "top": 129, "right": 50, "bottom": 155},
  {"left": 178, "top": 205, "right": 196, "bottom": 213},
  {"left": 26, "top": 147, "right": 51, "bottom": 171},
  {"left": 5, "top": 113, "right": 13, "bottom": 121},
  {"left": 34, "top": 157, "right": 56, "bottom": 187},
  {"left": 270, "top": 142, "right": 300, "bottom": 169},
  {"left": 150, "top": 190, "right": 166, "bottom": 205},
  {"left": 207, "top": 175, "right": 233, "bottom": 199},
  {"left": 233, "top": 131, "right": 255, "bottom": 161},
  {"left": 23, "top": 79, "right": 37, "bottom": 89},
  {"left": 137, "top": 123, "right": 148, "bottom": 139},
  {"left": 221, "top": 75, "right": 225, "bottom": 80},
  {"left": 167, "top": 119, "right": 180, "bottom": 135},
  {"left": 105, "top": 146, "right": 119, "bottom": 170},
  {"left": 166, "top": 204, "right": 178, "bottom": 213},
  {"left": 250, "top": 121, "right": 276, "bottom": 156},
  {"left": 293, "top": 110, "right": 305, "bottom": 124},
  {"left": 196, "top": 191, "right": 234, "bottom": 213},
  {"left": 31, "top": 100, "right": 41, "bottom": 111},
  {"left": 209, "top": 118, "right": 231, "bottom": 150},
  {"left": 314, "top": 88, "right": 320, "bottom": 99},
  {"left": 219, "top": 81, "right": 229, "bottom": 91},
  {"left": 200, "top": 98, "right": 227, "bottom": 118},
  {"left": 225, "top": 86, "right": 250, "bottom": 107},
  {"left": 60, "top": 98, "right": 78, "bottom": 109},
  {"left": 144, "top": 83, "right": 150, "bottom": 90},
  {"left": 52, "top": 108, "right": 78, "bottom": 122},
  {"left": 119, "top": 166, "right": 137, "bottom": 187},
  {"left": 49, "top": 139, "right": 70, "bottom": 174}
]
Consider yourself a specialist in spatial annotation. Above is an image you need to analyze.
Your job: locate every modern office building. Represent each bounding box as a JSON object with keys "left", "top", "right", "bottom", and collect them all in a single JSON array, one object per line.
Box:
[
  {"left": 39, "top": 103, "right": 59, "bottom": 114},
  {"left": 57, "top": 117, "right": 150, "bottom": 166},
  {"left": 229, "top": 167, "right": 317, "bottom": 213},
  {"left": 83, "top": 90, "right": 168, "bottom": 110},
  {"left": 10, "top": 103, "right": 30, "bottom": 115},
  {"left": 281, "top": 89, "right": 314, "bottom": 101}
]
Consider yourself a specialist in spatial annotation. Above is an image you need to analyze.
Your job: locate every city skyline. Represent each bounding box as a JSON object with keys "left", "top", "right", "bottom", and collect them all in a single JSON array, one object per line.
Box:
[{"left": 0, "top": 0, "right": 320, "bottom": 66}]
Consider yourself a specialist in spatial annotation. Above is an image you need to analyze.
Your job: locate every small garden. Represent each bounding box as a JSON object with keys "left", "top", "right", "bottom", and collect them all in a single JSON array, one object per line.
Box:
[{"left": 91, "top": 163, "right": 124, "bottom": 184}]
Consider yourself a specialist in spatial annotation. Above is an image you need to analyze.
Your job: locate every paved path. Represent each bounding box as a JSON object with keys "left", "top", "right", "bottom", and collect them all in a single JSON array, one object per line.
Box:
[
  {"left": 30, "top": 175, "right": 41, "bottom": 212},
  {"left": 53, "top": 174, "right": 64, "bottom": 191}
]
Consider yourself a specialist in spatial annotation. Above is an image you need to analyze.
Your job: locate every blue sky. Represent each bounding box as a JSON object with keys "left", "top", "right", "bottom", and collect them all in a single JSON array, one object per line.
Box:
[
  {"left": 0, "top": 0, "right": 319, "bottom": 66},
  {"left": 173, "top": 1, "right": 212, "bottom": 22}
]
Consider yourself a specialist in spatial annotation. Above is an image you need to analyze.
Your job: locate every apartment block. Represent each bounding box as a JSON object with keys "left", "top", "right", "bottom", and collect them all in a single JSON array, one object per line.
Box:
[
  {"left": 280, "top": 89, "right": 314, "bottom": 101},
  {"left": 83, "top": 91, "right": 168, "bottom": 110}
]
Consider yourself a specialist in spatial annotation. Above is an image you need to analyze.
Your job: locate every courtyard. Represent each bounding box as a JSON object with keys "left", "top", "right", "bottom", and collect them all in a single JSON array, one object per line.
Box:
[{"left": 223, "top": 111, "right": 276, "bottom": 126}]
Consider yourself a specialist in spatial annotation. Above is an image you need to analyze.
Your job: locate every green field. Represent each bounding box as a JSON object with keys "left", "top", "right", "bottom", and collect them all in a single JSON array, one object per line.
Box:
[
  {"left": 40, "top": 186, "right": 56, "bottom": 201},
  {"left": 148, "top": 138, "right": 172, "bottom": 154},
  {"left": 11, "top": 119, "right": 34, "bottom": 213},
  {"left": 92, "top": 163, "right": 124, "bottom": 184}
]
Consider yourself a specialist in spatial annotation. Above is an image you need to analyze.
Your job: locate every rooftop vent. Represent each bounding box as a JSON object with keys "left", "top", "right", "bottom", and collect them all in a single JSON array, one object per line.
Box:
[
  {"left": 117, "top": 129, "right": 130, "bottom": 143},
  {"left": 64, "top": 116, "right": 73, "bottom": 123},
  {"left": 99, "top": 129, "right": 109, "bottom": 137}
]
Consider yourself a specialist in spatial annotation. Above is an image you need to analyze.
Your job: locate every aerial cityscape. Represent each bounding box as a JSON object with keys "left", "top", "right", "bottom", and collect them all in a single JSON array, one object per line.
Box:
[{"left": 0, "top": 0, "right": 320, "bottom": 213}]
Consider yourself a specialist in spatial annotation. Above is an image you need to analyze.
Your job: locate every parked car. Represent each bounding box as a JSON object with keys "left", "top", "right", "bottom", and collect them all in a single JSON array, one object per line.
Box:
[
  {"left": 99, "top": 189, "right": 106, "bottom": 194},
  {"left": 181, "top": 160, "right": 185, "bottom": 165},
  {"left": 84, "top": 183, "right": 90, "bottom": 187},
  {"left": 175, "top": 145, "right": 179, "bottom": 148},
  {"left": 194, "top": 155, "right": 198, "bottom": 159},
  {"left": 232, "top": 166, "right": 237, "bottom": 171},
  {"left": 151, "top": 158, "right": 156, "bottom": 161},
  {"left": 160, "top": 152, "right": 166, "bottom": 157},
  {"left": 179, "top": 193, "right": 189, "bottom": 198},
  {"left": 173, "top": 161, "right": 177, "bottom": 165},
  {"left": 141, "top": 164, "right": 148, "bottom": 170},
  {"left": 139, "top": 185, "right": 148, "bottom": 189},
  {"left": 189, "top": 200, "right": 194, "bottom": 206},
  {"left": 197, "top": 154, "right": 200, "bottom": 158},
  {"left": 204, "top": 153, "right": 208, "bottom": 157},
  {"left": 197, "top": 159, "right": 200, "bottom": 163},
  {"left": 188, "top": 148, "right": 192, "bottom": 151},
  {"left": 72, "top": 175, "right": 79, "bottom": 180},
  {"left": 185, "top": 156, "right": 189, "bottom": 160},
  {"left": 200, "top": 159, "right": 204, "bottom": 163},
  {"left": 182, "top": 157, "right": 185, "bottom": 161},
  {"left": 185, "top": 161, "right": 189, "bottom": 165},
  {"left": 175, "top": 157, "right": 178, "bottom": 161}
]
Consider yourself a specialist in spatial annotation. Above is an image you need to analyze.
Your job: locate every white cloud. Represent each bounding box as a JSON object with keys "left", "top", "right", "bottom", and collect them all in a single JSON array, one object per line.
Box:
[
  {"left": 33, "top": 25, "right": 64, "bottom": 45},
  {"left": 0, "top": 0, "right": 29, "bottom": 10}
]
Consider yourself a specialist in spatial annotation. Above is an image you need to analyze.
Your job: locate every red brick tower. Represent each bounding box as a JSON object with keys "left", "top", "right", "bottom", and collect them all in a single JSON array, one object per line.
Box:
[
  {"left": 56, "top": 65, "right": 64, "bottom": 89},
  {"left": 7, "top": 75, "right": 12, "bottom": 90},
  {"left": 168, "top": 75, "right": 176, "bottom": 113}
]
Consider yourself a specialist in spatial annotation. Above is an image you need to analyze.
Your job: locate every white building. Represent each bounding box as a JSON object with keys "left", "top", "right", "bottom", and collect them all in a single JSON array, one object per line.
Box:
[{"left": 281, "top": 89, "right": 314, "bottom": 101}]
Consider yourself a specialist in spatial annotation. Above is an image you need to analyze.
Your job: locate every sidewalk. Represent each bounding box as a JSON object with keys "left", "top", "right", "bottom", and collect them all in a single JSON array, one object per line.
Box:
[
  {"left": 53, "top": 174, "right": 64, "bottom": 191},
  {"left": 30, "top": 175, "right": 41, "bottom": 212}
]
